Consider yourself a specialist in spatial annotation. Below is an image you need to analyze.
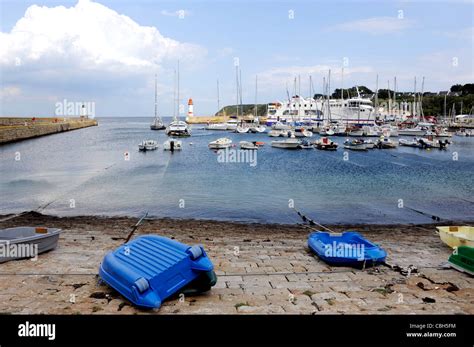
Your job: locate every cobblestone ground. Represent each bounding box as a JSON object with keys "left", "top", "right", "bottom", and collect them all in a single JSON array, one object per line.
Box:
[{"left": 0, "top": 213, "right": 472, "bottom": 314}]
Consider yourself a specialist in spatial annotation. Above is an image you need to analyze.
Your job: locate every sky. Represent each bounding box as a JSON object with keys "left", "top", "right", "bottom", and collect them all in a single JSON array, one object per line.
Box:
[{"left": 0, "top": 0, "right": 473, "bottom": 117}]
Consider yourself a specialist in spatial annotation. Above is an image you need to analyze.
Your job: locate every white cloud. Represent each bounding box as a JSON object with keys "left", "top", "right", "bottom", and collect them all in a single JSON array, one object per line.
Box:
[
  {"left": 258, "top": 64, "right": 374, "bottom": 87},
  {"left": 0, "top": 0, "right": 205, "bottom": 71},
  {"left": 160, "top": 9, "right": 191, "bottom": 18},
  {"left": 328, "top": 16, "right": 414, "bottom": 35},
  {"left": 0, "top": 86, "right": 21, "bottom": 98}
]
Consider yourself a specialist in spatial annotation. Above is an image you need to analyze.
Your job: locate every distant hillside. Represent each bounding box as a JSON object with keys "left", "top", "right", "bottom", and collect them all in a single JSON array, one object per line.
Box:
[{"left": 215, "top": 104, "right": 267, "bottom": 118}]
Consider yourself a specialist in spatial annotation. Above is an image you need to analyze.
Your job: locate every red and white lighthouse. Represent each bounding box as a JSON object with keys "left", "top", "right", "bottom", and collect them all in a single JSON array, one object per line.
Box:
[{"left": 187, "top": 98, "right": 194, "bottom": 119}]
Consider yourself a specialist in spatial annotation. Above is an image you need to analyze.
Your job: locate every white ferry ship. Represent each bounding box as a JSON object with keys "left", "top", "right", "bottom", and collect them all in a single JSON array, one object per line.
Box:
[{"left": 266, "top": 94, "right": 375, "bottom": 126}]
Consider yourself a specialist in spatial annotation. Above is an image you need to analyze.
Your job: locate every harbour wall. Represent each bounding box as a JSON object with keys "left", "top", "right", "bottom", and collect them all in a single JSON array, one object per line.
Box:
[{"left": 0, "top": 117, "right": 98, "bottom": 144}]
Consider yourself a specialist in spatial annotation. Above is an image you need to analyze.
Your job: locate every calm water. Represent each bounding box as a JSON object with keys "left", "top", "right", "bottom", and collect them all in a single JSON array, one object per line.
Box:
[{"left": 1, "top": 117, "right": 473, "bottom": 224}]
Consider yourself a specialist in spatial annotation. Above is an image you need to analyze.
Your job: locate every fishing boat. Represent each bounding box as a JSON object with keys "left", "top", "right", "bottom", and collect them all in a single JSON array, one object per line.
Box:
[
  {"left": 239, "top": 141, "right": 259, "bottom": 150},
  {"left": 376, "top": 137, "right": 397, "bottom": 149},
  {"left": 314, "top": 137, "right": 338, "bottom": 150},
  {"left": 139, "top": 140, "right": 158, "bottom": 151},
  {"left": 298, "top": 139, "right": 313, "bottom": 149},
  {"left": 0, "top": 227, "right": 62, "bottom": 263},
  {"left": 436, "top": 226, "right": 474, "bottom": 249},
  {"left": 150, "top": 74, "right": 166, "bottom": 130},
  {"left": 208, "top": 137, "right": 232, "bottom": 149},
  {"left": 343, "top": 139, "right": 367, "bottom": 151},
  {"left": 308, "top": 231, "right": 387, "bottom": 267},
  {"left": 163, "top": 139, "right": 182, "bottom": 151},
  {"left": 271, "top": 137, "right": 301, "bottom": 149},
  {"left": 448, "top": 246, "right": 474, "bottom": 276}
]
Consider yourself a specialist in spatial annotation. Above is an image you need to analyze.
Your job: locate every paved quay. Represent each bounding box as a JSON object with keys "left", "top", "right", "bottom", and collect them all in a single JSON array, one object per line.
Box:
[{"left": 0, "top": 213, "right": 472, "bottom": 314}]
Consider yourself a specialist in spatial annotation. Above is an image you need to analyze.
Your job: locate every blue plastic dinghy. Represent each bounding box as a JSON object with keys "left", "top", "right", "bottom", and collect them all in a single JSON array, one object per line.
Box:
[
  {"left": 308, "top": 231, "right": 387, "bottom": 266},
  {"left": 99, "top": 235, "right": 214, "bottom": 309}
]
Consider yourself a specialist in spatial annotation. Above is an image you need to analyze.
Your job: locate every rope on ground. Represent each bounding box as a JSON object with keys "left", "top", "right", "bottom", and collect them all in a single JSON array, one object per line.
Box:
[{"left": 291, "top": 207, "right": 336, "bottom": 233}]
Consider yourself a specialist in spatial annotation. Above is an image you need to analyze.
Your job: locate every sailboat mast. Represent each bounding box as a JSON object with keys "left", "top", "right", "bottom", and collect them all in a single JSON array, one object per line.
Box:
[
  {"left": 173, "top": 69, "right": 176, "bottom": 119},
  {"left": 413, "top": 77, "right": 417, "bottom": 118},
  {"left": 235, "top": 65, "right": 239, "bottom": 118},
  {"left": 177, "top": 60, "right": 180, "bottom": 119},
  {"left": 420, "top": 76, "right": 425, "bottom": 121},
  {"left": 217, "top": 79, "right": 220, "bottom": 114},
  {"left": 154, "top": 73, "right": 158, "bottom": 118},
  {"left": 254, "top": 75, "right": 258, "bottom": 119},
  {"left": 375, "top": 74, "right": 379, "bottom": 115},
  {"left": 341, "top": 67, "right": 344, "bottom": 100}
]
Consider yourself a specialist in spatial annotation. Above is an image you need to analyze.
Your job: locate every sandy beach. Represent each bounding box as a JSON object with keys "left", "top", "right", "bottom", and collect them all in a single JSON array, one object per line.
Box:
[{"left": 0, "top": 212, "right": 472, "bottom": 315}]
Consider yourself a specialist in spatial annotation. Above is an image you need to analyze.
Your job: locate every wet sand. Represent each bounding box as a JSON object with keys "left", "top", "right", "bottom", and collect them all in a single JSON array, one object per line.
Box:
[{"left": 0, "top": 212, "right": 472, "bottom": 314}]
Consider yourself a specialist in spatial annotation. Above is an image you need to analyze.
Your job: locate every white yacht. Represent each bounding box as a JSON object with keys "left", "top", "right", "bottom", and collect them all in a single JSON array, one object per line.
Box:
[
  {"left": 265, "top": 93, "right": 374, "bottom": 126},
  {"left": 166, "top": 120, "right": 191, "bottom": 137}
]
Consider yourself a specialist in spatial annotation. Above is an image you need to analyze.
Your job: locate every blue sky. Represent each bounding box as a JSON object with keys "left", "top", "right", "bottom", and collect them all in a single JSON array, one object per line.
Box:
[{"left": 0, "top": 0, "right": 472, "bottom": 117}]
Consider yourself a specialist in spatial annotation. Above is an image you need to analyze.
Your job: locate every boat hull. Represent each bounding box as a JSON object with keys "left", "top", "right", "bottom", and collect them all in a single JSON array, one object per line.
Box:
[
  {"left": 308, "top": 231, "right": 387, "bottom": 267},
  {"left": 0, "top": 227, "right": 61, "bottom": 263},
  {"left": 437, "top": 226, "right": 474, "bottom": 249}
]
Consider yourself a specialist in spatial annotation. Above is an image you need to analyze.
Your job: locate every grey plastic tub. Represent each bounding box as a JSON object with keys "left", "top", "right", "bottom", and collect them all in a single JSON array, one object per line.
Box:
[{"left": 0, "top": 227, "right": 61, "bottom": 263}]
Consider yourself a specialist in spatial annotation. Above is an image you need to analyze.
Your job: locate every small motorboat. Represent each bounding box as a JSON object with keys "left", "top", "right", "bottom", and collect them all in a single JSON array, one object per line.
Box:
[
  {"left": 376, "top": 137, "right": 397, "bottom": 149},
  {"left": 268, "top": 129, "right": 287, "bottom": 137},
  {"left": 271, "top": 121, "right": 292, "bottom": 130},
  {"left": 139, "top": 140, "right": 158, "bottom": 151},
  {"left": 99, "top": 235, "right": 216, "bottom": 309},
  {"left": 308, "top": 231, "right": 387, "bottom": 267},
  {"left": 208, "top": 137, "right": 232, "bottom": 149},
  {"left": 448, "top": 246, "right": 474, "bottom": 276},
  {"left": 362, "top": 140, "right": 375, "bottom": 149},
  {"left": 163, "top": 139, "right": 182, "bottom": 151},
  {"left": 455, "top": 129, "right": 473, "bottom": 137},
  {"left": 314, "top": 137, "right": 338, "bottom": 150},
  {"left": 235, "top": 124, "right": 250, "bottom": 133},
  {"left": 298, "top": 139, "right": 313, "bottom": 149},
  {"left": 249, "top": 124, "right": 267, "bottom": 133},
  {"left": 0, "top": 227, "right": 61, "bottom": 263},
  {"left": 239, "top": 141, "right": 259, "bottom": 150},
  {"left": 343, "top": 139, "right": 367, "bottom": 151},
  {"left": 206, "top": 123, "right": 228, "bottom": 131},
  {"left": 293, "top": 127, "right": 313, "bottom": 138},
  {"left": 271, "top": 137, "right": 301, "bottom": 149},
  {"left": 348, "top": 128, "right": 364, "bottom": 137},
  {"left": 419, "top": 137, "right": 450, "bottom": 149},
  {"left": 399, "top": 138, "right": 423, "bottom": 148},
  {"left": 436, "top": 226, "right": 474, "bottom": 249}
]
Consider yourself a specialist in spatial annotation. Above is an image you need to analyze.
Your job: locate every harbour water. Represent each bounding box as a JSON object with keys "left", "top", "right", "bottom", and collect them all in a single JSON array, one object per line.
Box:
[{"left": 1, "top": 117, "right": 473, "bottom": 224}]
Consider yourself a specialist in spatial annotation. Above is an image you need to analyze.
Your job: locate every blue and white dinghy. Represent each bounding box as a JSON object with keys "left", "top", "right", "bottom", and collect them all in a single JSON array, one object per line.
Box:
[{"left": 308, "top": 231, "right": 387, "bottom": 267}]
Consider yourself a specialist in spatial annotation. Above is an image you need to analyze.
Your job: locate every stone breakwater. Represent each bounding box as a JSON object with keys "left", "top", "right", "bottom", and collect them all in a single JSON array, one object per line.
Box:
[{"left": 0, "top": 117, "right": 98, "bottom": 144}]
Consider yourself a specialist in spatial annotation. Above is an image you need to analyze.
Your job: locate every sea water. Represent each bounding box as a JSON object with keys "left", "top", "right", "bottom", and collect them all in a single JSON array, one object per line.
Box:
[{"left": 1, "top": 117, "right": 473, "bottom": 224}]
